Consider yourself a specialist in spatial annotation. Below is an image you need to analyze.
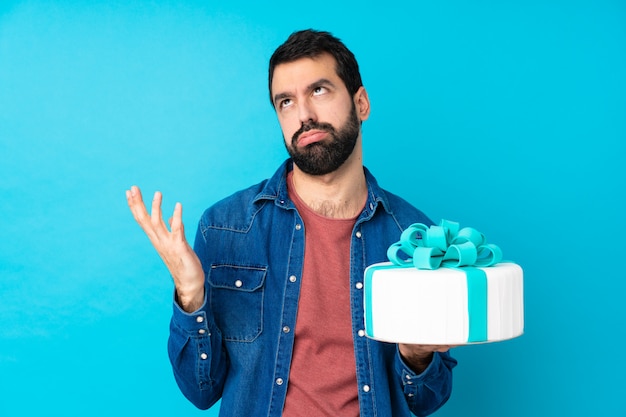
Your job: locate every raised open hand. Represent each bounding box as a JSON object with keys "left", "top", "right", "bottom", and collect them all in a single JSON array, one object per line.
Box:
[{"left": 125, "top": 185, "right": 205, "bottom": 312}]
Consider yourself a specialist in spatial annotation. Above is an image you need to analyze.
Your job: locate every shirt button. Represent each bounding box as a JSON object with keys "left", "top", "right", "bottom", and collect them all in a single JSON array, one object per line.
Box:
[
  {"left": 358, "top": 329, "right": 365, "bottom": 337},
  {"left": 355, "top": 231, "right": 362, "bottom": 238},
  {"left": 276, "top": 378, "right": 284, "bottom": 385},
  {"left": 355, "top": 282, "right": 363, "bottom": 290},
  {"left": 363, "top": 385, "right": 370, "bottom": 392},
  {"left": 295, "top": 224, "right": 302, "bottom": 230},
  {"left": 289, "top": 275, "right": 297, "bottom": 283},
  {"left": 200, "top": 353, "right": 208, "bottom": 360},
  {"left": 196, "top": 316, "right": 204, "bottom": 323},
  {"left": 235, "top": 279, "right": 243, "bottom": 288},
  {"left": 198, "top": 329, "right": 206, "bottom": 335},
  {"left": 283, "top": 326, "right": 290, "bottom": 333}
]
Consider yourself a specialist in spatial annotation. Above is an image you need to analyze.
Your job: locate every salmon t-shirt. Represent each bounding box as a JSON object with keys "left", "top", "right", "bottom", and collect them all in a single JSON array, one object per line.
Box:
[{"left": 282, "top": 172, "right": 361, "bottom": 417}]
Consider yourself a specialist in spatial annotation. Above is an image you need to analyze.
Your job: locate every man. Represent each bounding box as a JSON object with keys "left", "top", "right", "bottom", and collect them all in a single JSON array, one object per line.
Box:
[{"left": 126, "top": 29, "right": 457, "bottom": 416}]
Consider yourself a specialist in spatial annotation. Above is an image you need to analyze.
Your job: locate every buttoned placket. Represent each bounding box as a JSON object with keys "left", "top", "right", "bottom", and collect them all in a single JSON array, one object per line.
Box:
[
  {"left": 268, "top": 210, "right": 305, "bottom": 416},
  {"left": 351, "top": 213, "right": 376, "bottom": 416}
]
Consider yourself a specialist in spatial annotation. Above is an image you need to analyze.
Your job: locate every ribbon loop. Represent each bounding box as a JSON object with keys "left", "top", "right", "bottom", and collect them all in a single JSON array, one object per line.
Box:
[
  {"left": 388, "top": 220, "right": 502, "bottom": 270},
  {"left": 400, "top": 223, "right": 428, "bottom": 248},
  {"left": 475, "top": 243, "right": 503, "bottom": 267},
  {"left": 387, "top": 242, "right": 413, "bottom": 266},
  {"left": 413, "top": 246, "right": 444, "bottom": 270},
  {"left": 451, "top": 227, "right": 485, "bottom": 247},
  {"left": 443, "top": 242, "right": 478, "bottom": 267}
]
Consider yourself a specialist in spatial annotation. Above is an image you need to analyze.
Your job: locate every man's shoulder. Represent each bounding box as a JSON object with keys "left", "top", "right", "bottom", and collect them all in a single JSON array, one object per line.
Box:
[
  {"left": 200, "top": 179, "right": 272, "bottom": 230},
  {"left": 214, "top": 180, "right": 270, "bottom": 208},
  {"left": 376, "top": 185, "right": 434, "bottom": 228},
  {"left": 201, "top": 161, "right": 288, "bottom": 226},
  {"left": 364, "top": 167, "right": 433, "bottom": 227}
]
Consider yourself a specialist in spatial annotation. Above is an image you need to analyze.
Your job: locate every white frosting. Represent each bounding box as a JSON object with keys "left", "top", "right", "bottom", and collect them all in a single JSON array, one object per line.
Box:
[{"left": 364, "top": 262, "right": 524, "bottom": 344}]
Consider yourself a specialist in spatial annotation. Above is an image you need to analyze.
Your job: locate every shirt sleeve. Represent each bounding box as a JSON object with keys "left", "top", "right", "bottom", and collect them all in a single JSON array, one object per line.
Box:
[
  {"left": 167, "top": 288, "right": 228, "bottom": 410},
  {"left": 394, "top": 347, "right": 458, "bottom": 416}
]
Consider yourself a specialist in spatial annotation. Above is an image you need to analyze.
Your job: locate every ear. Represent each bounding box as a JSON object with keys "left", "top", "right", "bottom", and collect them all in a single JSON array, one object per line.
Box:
[{"left": 354, "top": 86, "right": 371, "bottom": 122}]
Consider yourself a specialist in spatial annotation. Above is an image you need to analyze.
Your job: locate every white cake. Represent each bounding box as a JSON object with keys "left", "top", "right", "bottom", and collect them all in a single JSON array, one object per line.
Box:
[{"left": 363, "top": 220, "right": 524, "bottom": 345}]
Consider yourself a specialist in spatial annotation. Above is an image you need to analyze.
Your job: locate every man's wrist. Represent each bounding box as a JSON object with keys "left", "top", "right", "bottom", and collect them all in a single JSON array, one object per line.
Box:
[
  {"left": 175, "top": 287, "right": 205, "bottom": 313},
  {"left": 405, "top": 353, "right": 433, "bottom": 373},
  {"left": 398, "top": 344, "right": 434, "bottom": 374}
]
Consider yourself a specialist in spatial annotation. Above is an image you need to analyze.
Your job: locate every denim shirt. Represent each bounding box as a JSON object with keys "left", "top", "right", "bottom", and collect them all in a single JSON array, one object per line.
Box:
[{"left": 168, "top": 160, "right": 457, "bottom": 416}]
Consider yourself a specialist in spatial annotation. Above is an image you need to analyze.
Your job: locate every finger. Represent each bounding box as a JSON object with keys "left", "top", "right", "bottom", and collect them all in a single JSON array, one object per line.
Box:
[
  {"left": 126, "top": 186, "right": 150, "bottom": 224},
  {"left": 150, "top": 191, "right": 166, "bottom": 229},
  {"left": 128, "top": 185, "right": 144, "bottom": 204},
  {"left": 434, "top": 345, "right": 456, "bottom": 352},
  {"left": 170, "top": 202, "right": 185, "bottom": 239},
  {"left": 126, "top": 186, "right": 165, "bottom": 244},
  {"left": 125, "top": 185, "right": 139, "bottom": 209}
]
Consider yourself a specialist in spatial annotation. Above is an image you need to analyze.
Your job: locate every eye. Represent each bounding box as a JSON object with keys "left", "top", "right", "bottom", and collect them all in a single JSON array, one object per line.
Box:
[
  {"left": 279, "top": 98, "right": 293, "bottom": 109},
  {"left": 312, "top": 86, "right": 327, "bottom": 96}
]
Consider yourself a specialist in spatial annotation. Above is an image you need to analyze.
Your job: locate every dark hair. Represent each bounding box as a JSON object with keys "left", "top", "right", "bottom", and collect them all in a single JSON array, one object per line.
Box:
[{"left": 268, "top": 29, "right": 363, "bottom": 106}]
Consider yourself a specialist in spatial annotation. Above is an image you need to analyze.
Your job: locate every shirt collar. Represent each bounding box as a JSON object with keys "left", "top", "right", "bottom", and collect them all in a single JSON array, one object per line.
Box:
[{"left": 253, "top": 159, "right": 393, "bottom": 217}]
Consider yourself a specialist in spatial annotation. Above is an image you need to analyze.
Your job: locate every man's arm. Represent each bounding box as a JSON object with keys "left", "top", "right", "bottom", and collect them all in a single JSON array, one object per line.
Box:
[{"left": 126, "top": 186, "right": 228, "bottom": 408}]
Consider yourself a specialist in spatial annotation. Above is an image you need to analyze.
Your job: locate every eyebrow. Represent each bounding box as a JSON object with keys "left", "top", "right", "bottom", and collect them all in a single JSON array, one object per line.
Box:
[{"left": 273, "top": 78, "right": 336, "bottom": 107}]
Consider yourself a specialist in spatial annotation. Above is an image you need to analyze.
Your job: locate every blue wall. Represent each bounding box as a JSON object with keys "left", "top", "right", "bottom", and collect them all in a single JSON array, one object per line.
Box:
[{"left": 1, "top": 1, "right": 624, "bottom": 416}]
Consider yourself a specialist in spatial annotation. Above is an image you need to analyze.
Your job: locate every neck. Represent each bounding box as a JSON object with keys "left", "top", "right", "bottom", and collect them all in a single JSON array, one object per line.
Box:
[{"left": 291, "top": 145, "right": 367, "bottom": 219}]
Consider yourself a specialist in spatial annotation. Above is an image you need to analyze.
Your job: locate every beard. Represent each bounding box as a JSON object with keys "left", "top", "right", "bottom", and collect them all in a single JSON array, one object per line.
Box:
[{"left": 285, "top": 104, "right": 360, "bottom": 176}]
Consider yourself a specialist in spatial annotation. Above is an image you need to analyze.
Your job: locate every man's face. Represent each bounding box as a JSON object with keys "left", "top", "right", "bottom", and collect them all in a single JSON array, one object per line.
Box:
[{"left": 271, "top": 53, "right": 365, "bottom": 175}]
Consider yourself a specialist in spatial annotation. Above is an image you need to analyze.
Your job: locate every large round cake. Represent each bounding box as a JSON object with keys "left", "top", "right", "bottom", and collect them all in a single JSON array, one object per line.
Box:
[{"left": 363, "top": 220, "right": 524, "bottom": 345}]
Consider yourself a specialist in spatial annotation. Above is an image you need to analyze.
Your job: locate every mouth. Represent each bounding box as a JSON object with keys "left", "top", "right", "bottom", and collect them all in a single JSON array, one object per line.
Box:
[{"left": 296, "top": 130, "right": 328, "bottom": 147}]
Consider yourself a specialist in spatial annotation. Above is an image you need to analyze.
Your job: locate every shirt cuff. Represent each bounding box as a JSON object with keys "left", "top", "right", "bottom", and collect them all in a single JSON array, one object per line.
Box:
[{"left": 171, "top": 287, "right": 212, "bottom": 336}]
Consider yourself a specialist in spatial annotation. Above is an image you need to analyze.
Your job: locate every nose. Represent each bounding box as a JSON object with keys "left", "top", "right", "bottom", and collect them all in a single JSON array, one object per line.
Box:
[{"left": 297, "top": 99, "right": 317, "bottom": 124}]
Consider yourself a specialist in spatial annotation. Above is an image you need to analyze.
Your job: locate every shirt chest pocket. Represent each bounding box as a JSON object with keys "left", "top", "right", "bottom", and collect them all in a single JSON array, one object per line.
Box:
[{"left": 208, "top": 264, "right": 267, "bottom": 342}]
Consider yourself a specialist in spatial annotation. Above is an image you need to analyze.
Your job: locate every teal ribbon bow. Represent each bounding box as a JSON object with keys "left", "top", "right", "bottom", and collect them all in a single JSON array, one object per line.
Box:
[
  {"left": 387, "top": 219, "right": 503, "bottom": 270},
  {"left": 386, "top": 220, "right": 503, "bottom": 343}
]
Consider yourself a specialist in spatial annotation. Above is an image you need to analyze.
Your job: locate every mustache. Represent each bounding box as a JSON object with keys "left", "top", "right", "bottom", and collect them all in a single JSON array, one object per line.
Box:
[{"left": 292, "top": 121, "right": 336, "bottom": 144}]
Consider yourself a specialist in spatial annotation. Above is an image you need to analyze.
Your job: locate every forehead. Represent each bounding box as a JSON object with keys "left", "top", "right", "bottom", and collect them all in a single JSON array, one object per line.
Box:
[{"left": 271, "top": 53, "right": 345, "bottom": 94}]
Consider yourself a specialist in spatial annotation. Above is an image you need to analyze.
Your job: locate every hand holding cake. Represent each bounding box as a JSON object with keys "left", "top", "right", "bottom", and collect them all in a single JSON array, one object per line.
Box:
[{"left": 398, "top": 343, "right": 457, "bottom": 373}]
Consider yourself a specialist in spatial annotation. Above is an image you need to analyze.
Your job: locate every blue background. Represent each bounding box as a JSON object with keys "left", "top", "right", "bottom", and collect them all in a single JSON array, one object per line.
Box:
[{"left": 1, "top": 1, "right": 624, "bottom": 416}]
